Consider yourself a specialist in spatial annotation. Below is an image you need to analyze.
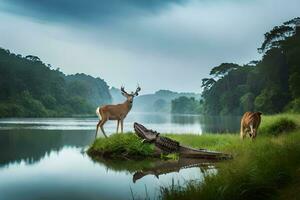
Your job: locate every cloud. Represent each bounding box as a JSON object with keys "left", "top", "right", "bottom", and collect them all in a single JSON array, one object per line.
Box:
[
  {"left": 0, "top": 0, "right": 186, "bottom": 24},
  {"left": 0, "top": 0, "right": 299, "bottom": 93}
]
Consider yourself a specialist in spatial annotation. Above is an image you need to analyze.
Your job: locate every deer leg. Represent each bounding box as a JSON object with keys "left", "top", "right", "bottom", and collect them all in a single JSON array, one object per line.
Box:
[
  {"left": 95, "top": 120, "right": 102, "bottom": 139},
  {"left": 100, "top": 118, "right": 108, "bottom": 138},
  {"left": 116, "top": 120, "right": 120, "bottom": 134},
  {"left": 121, "top": 119, "right": 124, "bottom": 133},
  {"left": 249, "top": 124, "right": 254, "bottom": 139},
  {"left": 240, "top": 126, "right": 246, "bottom": 140},
  {"left": 240, "top": 127, "right": 245, "bottom": 140}
]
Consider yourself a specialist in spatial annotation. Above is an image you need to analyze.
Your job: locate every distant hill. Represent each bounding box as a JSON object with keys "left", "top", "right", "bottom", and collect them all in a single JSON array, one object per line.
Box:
[
  {"left": 65, "top": 73, "right": 112, "bottom": 108},
  {"left": 109, "top": 88, "right": 201, "bottom": 113},
  {"left": 0, "top": 47, "right": 201, "bottom": 117},
  {"left": 132, "top": 90, "right": 201, "bottom": 112},
  {"left": 0, "top": 47, "right": 111, "bottom": 117},
  {"left": 110, "top": 87, "right": 124, "bottom": 104}
]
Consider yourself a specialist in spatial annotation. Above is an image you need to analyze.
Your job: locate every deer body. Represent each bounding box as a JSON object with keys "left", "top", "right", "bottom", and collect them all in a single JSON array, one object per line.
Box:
[
  {"left": 95, "top": 86, "right": 140, "bottom": 138},
  {"left": 240, "top": 111, "right": 262, "bottom": 140}
]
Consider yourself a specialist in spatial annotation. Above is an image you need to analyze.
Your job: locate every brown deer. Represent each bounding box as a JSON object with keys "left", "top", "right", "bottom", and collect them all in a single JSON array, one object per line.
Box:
[
  {"left": 240, "top": 111, "right": 262, "bottom": 140},
  {"left": 95, "top": 86, "right": 141, "bottom": 138}
]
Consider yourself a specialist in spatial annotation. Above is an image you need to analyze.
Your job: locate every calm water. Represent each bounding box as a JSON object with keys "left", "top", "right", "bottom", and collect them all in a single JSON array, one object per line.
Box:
[
  {"left": 0, "top": 112, "right": 241, "bottom": 134},
  {"left": 0, "top": 113, "right": 239, "bottom": 200}
]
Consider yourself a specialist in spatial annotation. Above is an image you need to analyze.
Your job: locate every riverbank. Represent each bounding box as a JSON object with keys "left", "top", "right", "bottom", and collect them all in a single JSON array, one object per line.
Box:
[
  {"left": 88, "top": 114, "right": 300, "bottom": 199},
  {"left": 160, "top": 114, "right": 300, "bottom": 200},
  {"left": 88, "top": 114, "right": 299, "bottom": 157}
]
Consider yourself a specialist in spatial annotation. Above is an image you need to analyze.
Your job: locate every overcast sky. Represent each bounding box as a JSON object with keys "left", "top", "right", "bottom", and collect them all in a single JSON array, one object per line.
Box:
[{"left": 0, "top": 0, "right": 299, "bottom": 94}]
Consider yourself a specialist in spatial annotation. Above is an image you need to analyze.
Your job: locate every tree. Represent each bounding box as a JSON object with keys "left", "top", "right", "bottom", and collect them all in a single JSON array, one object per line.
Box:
[
  {"left": 25, "top": 55, "right": 41, "bottom": 62},
  {"left": 201, "top": 78, "right": 216, "bottom": 91},
  {"left": 209, "top": 63, "right": 240, "bottom": 78},
  {"left": 0, "top": 48, "right": 112, "bottom": 117},
  {"left": 258, "top": 17, "right": 300, "bottom": 53},
  {"left": 240, "top": 92, "right": 255, "bottom": 112},
  {"left": 171, "top": 96, "right": 202, "bottom": 114},
  {"left": 201, "top": 17, "right": 300, "bottom": 115}
]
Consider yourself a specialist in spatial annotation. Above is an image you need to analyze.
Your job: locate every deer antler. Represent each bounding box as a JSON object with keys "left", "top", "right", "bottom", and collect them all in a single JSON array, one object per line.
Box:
[
  {"left": 121, "top": 86, "right": 129, "bottom": 96},
  {"left": 134, "top": 85, "right": 141, "bottom": 96}
]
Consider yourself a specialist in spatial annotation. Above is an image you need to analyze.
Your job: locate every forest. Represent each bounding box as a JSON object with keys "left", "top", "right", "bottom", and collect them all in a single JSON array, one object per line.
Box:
[
  {"left": 201, "top": 17, "right": 300, "bottom": 115},
  {"left": 0, "top": 49, "right": 111, "bottom": 117}
]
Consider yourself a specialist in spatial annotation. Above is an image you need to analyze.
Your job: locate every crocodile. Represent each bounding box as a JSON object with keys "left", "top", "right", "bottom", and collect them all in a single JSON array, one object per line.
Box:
[{"left": 134, "top": 122, "right": 232, "bottom": 160}]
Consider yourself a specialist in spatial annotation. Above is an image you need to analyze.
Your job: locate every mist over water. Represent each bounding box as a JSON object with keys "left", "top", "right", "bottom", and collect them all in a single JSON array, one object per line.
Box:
[{"left": 0, "top": 112, "right": 241, "bottom": 134}]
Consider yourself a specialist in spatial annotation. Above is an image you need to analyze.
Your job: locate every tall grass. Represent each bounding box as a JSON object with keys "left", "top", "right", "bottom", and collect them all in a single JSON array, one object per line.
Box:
[
  {"left": 260, "top": 114, "right": 298, "bottom": 135},
  {"left": 160, "top": 114, "right": 300, "bottom": 200}
]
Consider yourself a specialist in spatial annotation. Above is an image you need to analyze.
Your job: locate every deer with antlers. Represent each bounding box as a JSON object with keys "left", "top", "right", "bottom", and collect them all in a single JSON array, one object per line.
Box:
[{"left": 95, "top": 86, "right": 141, "bottom": 138}]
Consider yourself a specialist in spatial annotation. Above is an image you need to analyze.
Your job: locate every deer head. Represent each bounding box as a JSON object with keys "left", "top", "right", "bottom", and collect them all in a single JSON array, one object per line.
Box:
[{"left": 121, "top": 85, "right": 141, "bottom": 103}]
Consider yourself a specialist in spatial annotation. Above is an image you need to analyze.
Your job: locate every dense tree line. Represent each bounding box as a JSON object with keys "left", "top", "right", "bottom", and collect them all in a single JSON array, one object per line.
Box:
[
  {"left": 171, "top": 96, "right": 202, "bottom": 114},
  {"left": 0, "top": 48, "right": 112, "bottom": 117},
  {"left": 201, "top": 17, "right": 300, "bottom": 115}
]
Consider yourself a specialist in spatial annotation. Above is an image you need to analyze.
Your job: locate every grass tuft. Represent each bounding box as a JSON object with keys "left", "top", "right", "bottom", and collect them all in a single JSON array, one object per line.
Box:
[
  {"left": 260, "top": 116, "right": 297, "bottom": 136},
  {"left": 87, "top": 133, "right": 155, "bottom": 159}
]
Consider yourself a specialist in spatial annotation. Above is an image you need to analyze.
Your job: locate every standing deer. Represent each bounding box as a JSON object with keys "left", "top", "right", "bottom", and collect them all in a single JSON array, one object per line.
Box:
[{"left": 95, "top": 86, "right": 141, "bottom": 138}]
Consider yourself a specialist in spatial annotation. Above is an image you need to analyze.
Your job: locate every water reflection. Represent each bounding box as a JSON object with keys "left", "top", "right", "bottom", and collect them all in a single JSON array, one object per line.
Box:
[
  {"left": 0, "top": 118, "right": 229, "bottom": 200},
  {"left": 0, "top": 146, "right": 213, "bottom": 200},
  {"left": 0, "top": 129, "right": 94, "bottom": 167},
  {"left": 0, "top": 113, "right": 241, "bottom": 134},
  {"left": 89, "top": 156, "right": 216, "bottom": 183}
]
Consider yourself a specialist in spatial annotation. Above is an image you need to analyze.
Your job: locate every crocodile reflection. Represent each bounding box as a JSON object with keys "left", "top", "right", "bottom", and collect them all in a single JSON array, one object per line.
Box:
[
  {"left": 132, "top": 157, "right": 216, "bottom": 182},
  {"left": 91, "top": 157, "right": 216, "bottom": 183}
]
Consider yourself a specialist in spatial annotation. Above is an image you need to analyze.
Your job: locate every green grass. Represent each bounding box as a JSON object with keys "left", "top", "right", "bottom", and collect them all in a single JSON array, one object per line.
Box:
[
  {"left": 260, "top": 114, "right": 298, "bottom": 136},
  {"left": 159, "top": 114, "right": 300, "bottom": 200},
  {"left": 87, "top": 133, "right": 155, "bottom": 159},
  {"left": 88, "top": 114, "right": 299, "bottom": 158}
]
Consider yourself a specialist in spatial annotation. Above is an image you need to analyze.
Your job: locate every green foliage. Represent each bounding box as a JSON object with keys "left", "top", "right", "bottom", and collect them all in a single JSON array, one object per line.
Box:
[
  {"left": 258, "top": 17, "right": 299, "bottom": 53},
  {"left": 260, "top": 117, "right": 297, "bottom": 136},
  {"left": 286, "top": 98, "right": 300, "bottom": 113},
  {"left": 254, "top": 86, "right": 284, "bottom": 114},
  {"left": 210, "top": 63, "right": 240, "bottom": 78},
  {"left": 17, "top": 91, "right": 48, "bottom": 117},
  {"left": 88, "top": 133, "right": 155, "bottom": 158},
  {"left": 201, "top": 18, "right": 300, "bottom": 115},
  {"left": 201, "top": 78, "right": 216, "bottom": 91},
  {"left": 171, "top": 96, "right": 202, "bottom": 114},
  {"left": 0, "top": 48, "right": 112, "bottom": 117},
  {"left": 240, "top": 92, "right": 255, "bottom": 112},
  {"left": 289, "top": 72, "right": 300, "bottom": 98}
]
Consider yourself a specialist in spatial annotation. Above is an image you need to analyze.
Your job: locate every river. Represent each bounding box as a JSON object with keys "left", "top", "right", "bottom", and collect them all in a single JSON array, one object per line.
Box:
[{"left": 0, "top": 113, "right": 240, "bottom": 200}]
